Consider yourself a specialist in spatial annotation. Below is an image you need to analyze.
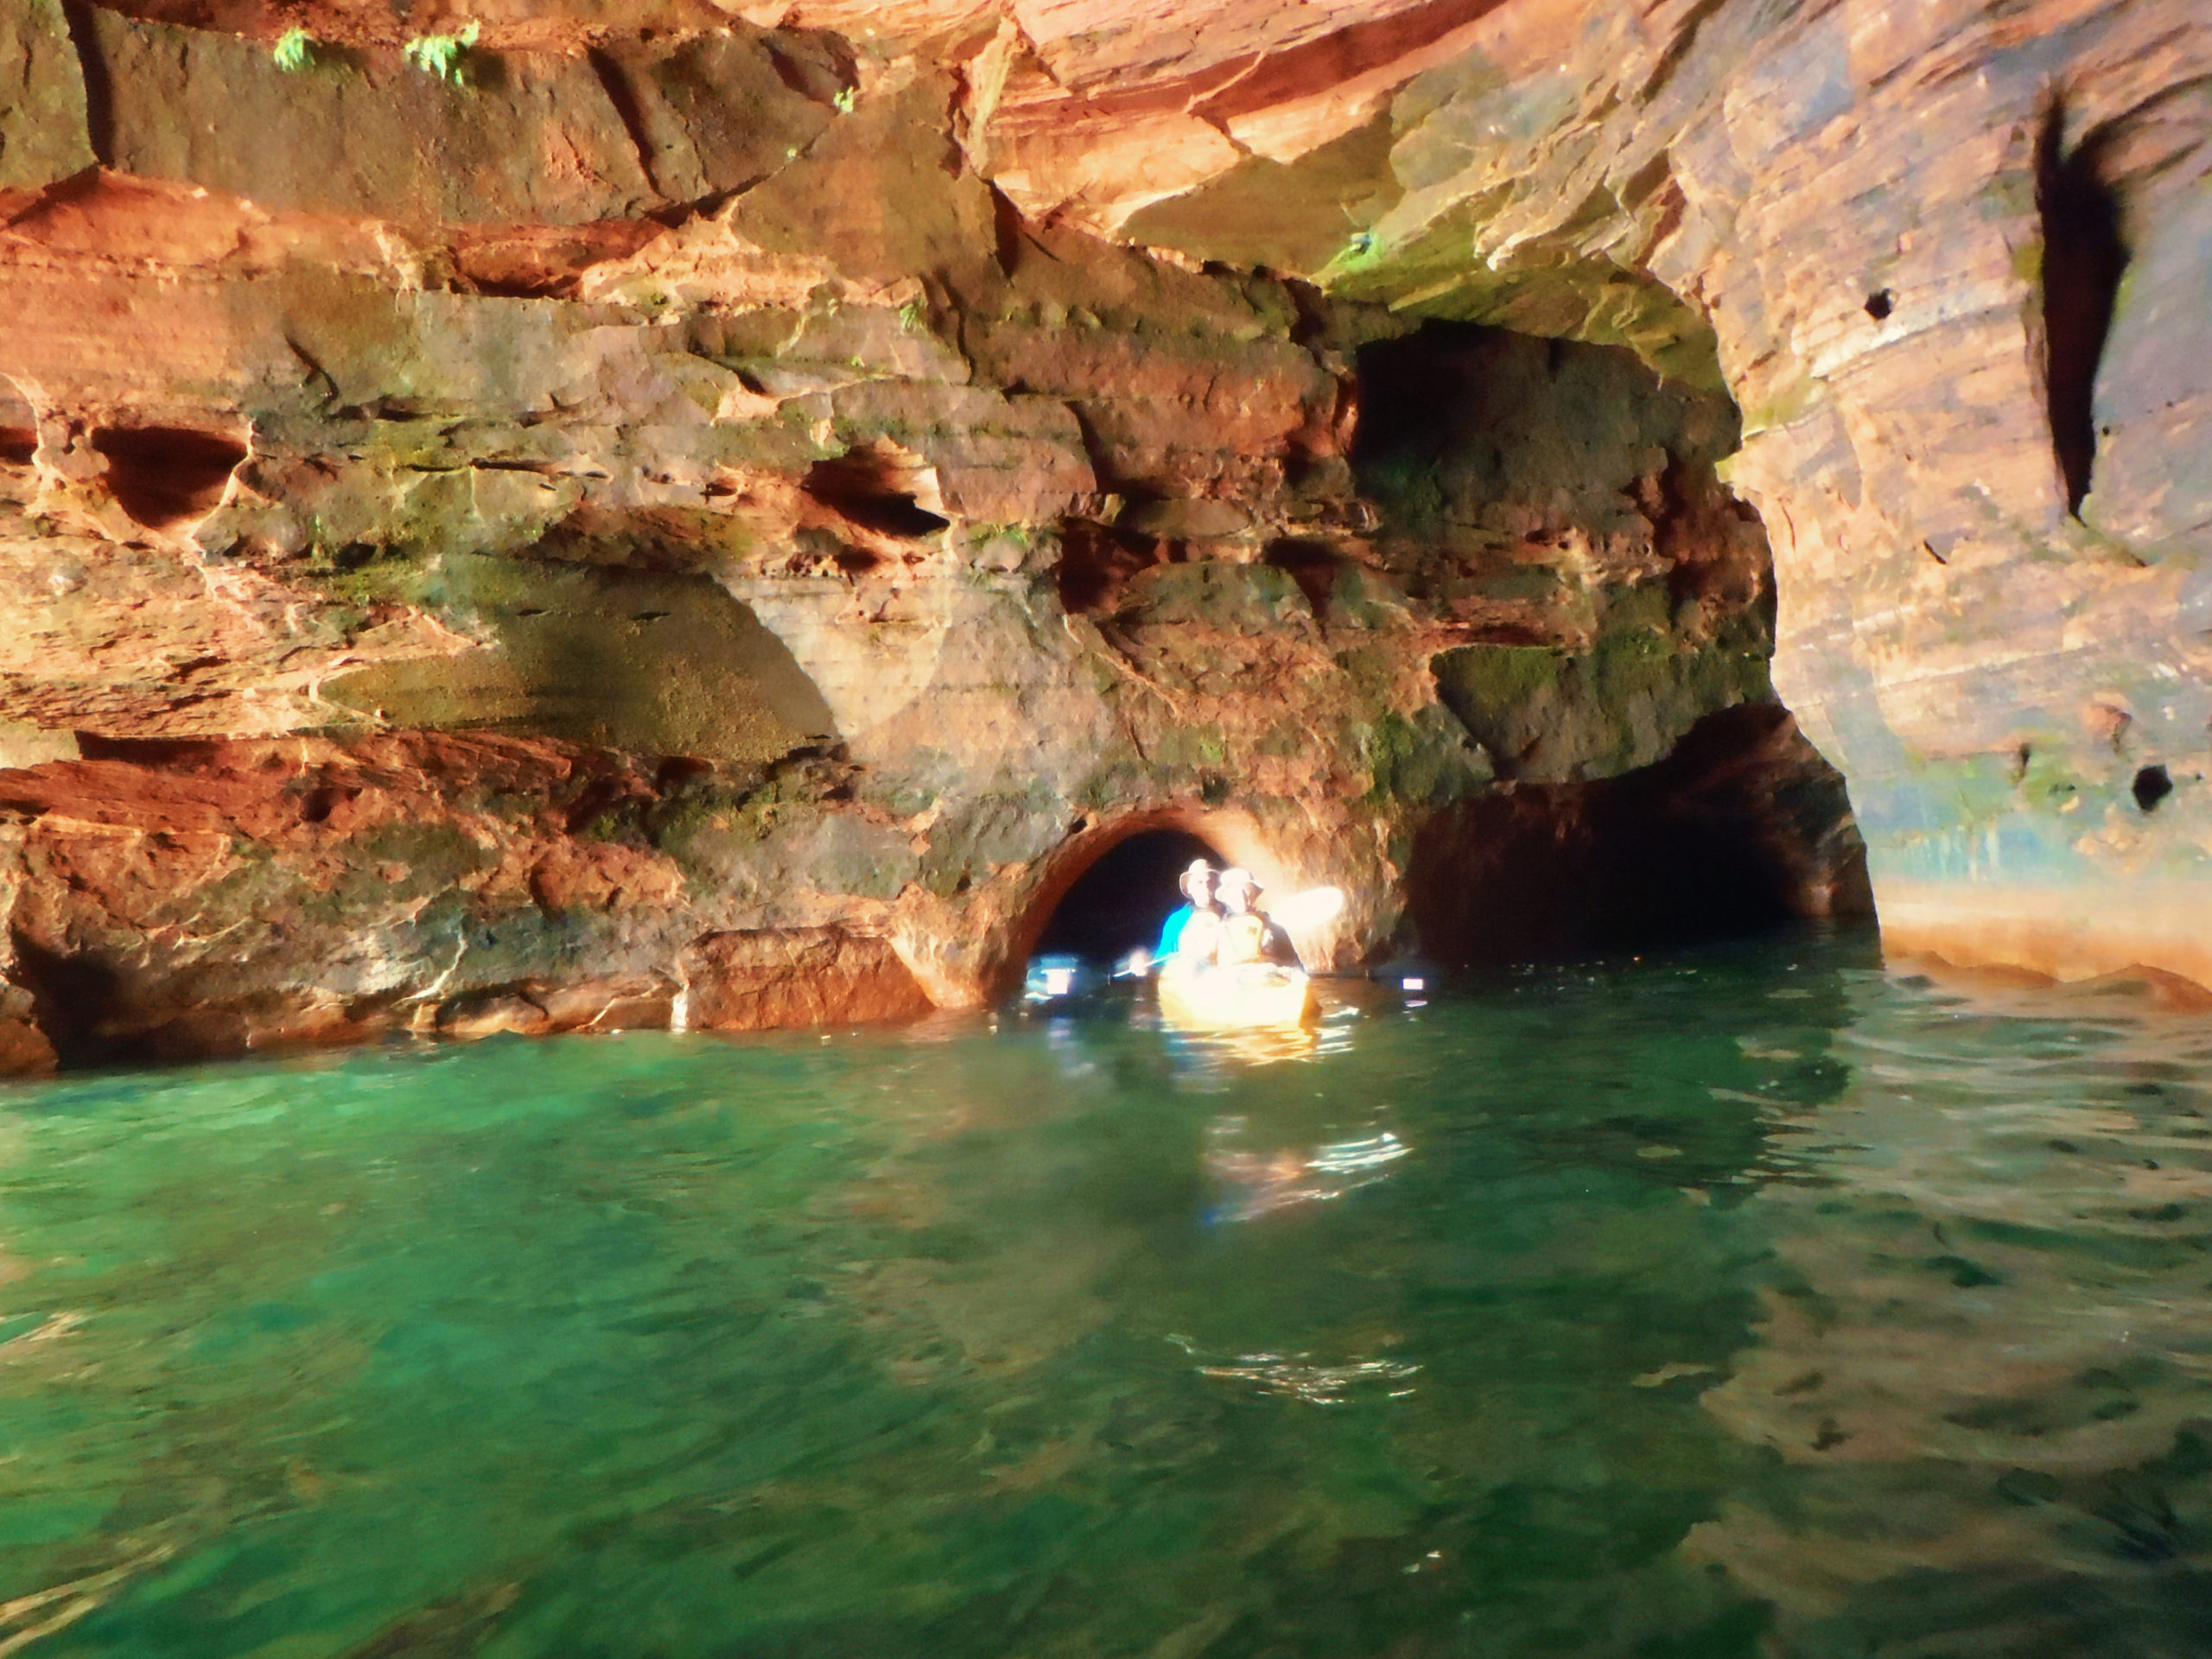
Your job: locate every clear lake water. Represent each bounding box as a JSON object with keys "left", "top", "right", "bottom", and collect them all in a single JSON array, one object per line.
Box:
[{"left": 3, "top": 928, "right": 2211, "bottom": 1656}]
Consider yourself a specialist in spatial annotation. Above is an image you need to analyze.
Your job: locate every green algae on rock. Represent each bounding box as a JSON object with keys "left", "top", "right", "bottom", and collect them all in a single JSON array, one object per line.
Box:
[{"left": 0, "top": 0, "right": 1922, "bottom": 1064}]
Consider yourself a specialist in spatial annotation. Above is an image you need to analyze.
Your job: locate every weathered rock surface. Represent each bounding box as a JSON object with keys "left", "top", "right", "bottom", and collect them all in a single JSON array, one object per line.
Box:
[
  {"left": 925, "top": 0, "right": 2212, "bottom": 992},
  {"left": 681, "top": 927, "right": 932, "bottom": 1031},
  {"left": 28, "top": 0, "right": 2138, "bottom": 1065}
]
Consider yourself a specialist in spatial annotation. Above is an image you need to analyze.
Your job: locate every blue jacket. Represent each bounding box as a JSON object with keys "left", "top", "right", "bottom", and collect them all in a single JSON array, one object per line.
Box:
[{"left": 1155, "top": 904, "right": 1197, "bottom": 960}]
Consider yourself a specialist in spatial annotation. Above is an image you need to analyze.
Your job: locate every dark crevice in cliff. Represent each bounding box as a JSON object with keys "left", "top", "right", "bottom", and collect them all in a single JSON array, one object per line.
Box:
[
  {"left": 1263, "top": 539, "right": 1341, "bottom": 620},
  {"left": 1060, "top": 400, "right": 1128, "bottom": 493},
  {"left": 2035, "top": 99, "right": 2127, "bottom": 519},
  {"left": 58, "top": 1, "right": 115, "bottom": 165},
  {"left": 1349, "top": 319, "right": 1777, "bottom": 696},
  {"left": 91, "top": 425, "right": 248, "bottom": 529},
  {"left": 1055, "top": 522, "right": 1173, "bottom": 614},
  {"left": 1033, "top": 828, "right": 1220, "bottom": 966},
  {"left": 1637, "top": 0, "right": 1728, "bottom": 105},
  {"left": 990, "top": 184, "right": 1044, "bottom": 281},
  {"left": 585, "top": 48, "right": 665, "bottom": 200},
  {"left": 1351, "top": 320, "right": 1478, "bottom": 493},
  {"left": 2133, "top": 765, "right": 2173, "bottom": 812}
]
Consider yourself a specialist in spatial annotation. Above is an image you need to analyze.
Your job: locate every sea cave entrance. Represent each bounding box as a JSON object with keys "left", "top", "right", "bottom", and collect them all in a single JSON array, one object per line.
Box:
[
  {"left": 1028, "top": 827, "right": 1223, "bottom": 970},
  {"left": 1404, "top": 705, "right": 1874, "bottom": 967}
]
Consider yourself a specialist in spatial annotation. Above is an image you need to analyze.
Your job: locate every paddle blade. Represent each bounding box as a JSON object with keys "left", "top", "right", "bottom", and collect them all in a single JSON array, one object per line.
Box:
[{"left": 1270, "top": 886, "right": 1345, "bottom": 931}]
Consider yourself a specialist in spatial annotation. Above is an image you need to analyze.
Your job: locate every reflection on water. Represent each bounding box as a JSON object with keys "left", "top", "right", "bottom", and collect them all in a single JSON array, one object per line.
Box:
[
  {"left": 1205, "top": 1122, "right": 1409, "bottom": 1222},
  {"left": 1183, "top": 1341, "right": 1423, "bottom": 1407},
  {"left": 2, "top": 931, "right": 2212, "bottom": 1654},
  {"left": 1694, "top": 976, "right": 2212, "bottom": 1656}
]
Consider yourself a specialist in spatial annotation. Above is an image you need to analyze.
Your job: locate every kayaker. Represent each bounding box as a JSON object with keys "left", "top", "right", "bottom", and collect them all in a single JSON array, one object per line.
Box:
[
  {"left": 1154, "top": 860, "right": 1218, "bottom": 963},
  {"left": 1213, "top": 868, "right": 1300, "bottom": 968}
]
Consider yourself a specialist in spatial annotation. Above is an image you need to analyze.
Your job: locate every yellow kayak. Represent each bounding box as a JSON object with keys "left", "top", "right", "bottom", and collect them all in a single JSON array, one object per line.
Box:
[{"left": 1157, "top": 960, "right": 1317, "bottom": 1031}]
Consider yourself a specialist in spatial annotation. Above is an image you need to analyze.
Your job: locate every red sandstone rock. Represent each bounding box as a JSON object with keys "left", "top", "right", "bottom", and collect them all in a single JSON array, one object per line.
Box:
[
  {"left": 32, "top": 0, "right": 2142, "bottom": 1067},
  {"left": 679, "top": 927, "right": 932, "bottom": 1031},
  {"left": 531, "top": 974, "right": 680, "bottom": 1032},
  {"left": 437, "top": 994, "right": 553, "bottom": 1041}
]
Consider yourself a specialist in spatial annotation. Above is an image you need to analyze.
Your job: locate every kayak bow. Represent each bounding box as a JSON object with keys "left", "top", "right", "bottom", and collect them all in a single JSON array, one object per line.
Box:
[{"left": 1157, "top": 959, "right": 1317, "bottom": 1030}]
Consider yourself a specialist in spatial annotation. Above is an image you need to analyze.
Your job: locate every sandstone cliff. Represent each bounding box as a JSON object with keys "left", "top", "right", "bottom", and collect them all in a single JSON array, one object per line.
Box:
[
  {"left": 55, "top": 0, "right": 2212, "bottom": 1060},
  {"left": 949, "top": 0, "right": 2212, "bottom": 991}
]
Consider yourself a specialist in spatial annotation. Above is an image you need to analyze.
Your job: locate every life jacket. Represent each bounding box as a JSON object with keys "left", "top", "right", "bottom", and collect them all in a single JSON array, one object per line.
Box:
[
  {"left": 1219, "top": 911, "right": 1268, "bottom": 965},
  {"left": 1175, "top": 910, "right": 1226, "bottom": 962}
]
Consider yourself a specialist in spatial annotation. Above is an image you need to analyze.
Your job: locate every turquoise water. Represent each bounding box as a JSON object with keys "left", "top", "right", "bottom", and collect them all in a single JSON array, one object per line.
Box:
[{"left": 3, "top": 931, "right": 2212, "bottom": 1656}]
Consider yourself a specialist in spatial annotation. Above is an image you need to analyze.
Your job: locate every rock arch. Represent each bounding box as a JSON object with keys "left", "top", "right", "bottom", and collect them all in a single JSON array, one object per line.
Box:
[
  {"left": 1005, "top": 805, "right": 1320, "bottom": 982},
  {"left": 1027, "top": 824, "right": 1220, "bottom": 968}
]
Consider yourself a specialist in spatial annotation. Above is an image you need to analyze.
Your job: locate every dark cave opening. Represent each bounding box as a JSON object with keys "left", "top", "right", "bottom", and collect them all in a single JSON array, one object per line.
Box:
[
  {"left": 1054, "top": 520, "right": 1172, "bottom": 614},
  {"left": 1344, "top": 315, "right": 1758, "bottom": 587},
  {"left": 1032, "top": 828, "right": 1221, "bottom": 966},
  {"left": 1349, "top": 318, "right": 1494, "bottom": 501},
  {"left": 1406, "top": 705, "right": 1873, "bottom": 967},
  {"left": 802, "top": 454, "right": 950, "bottom": 539},
  {"left": 9, "top": 930, "right": 124, "bottom": 1069},
  {"left": 0, "top": 382, "right": 35, "bottom": 467},
  {"left": 91, "top": 424, "right": 249, "bottom": 529},
  {"left": 1263, "top": 538, "right": 1342, "bottom": 618},
  {"left": 1350, "top": 319, "right": 1651, "bottom": 507},
  {"left": 1344, "top": 316, "right": 1869, "bottom": 964}
]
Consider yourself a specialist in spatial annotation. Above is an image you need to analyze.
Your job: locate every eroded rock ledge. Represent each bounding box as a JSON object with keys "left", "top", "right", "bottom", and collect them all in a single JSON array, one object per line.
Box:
[{"left": 12, "top": 0, "right": 2195, "bottom": 1061}]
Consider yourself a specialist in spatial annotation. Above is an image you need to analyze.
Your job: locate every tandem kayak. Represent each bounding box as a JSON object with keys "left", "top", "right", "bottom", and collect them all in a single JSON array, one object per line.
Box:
[{"left": 1156, "top": 959, "right": 1317, "bottom": 1031}]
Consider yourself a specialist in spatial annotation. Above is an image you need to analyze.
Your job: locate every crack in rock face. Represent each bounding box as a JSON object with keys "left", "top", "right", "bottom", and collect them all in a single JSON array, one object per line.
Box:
[{"left": 0, "top": 0, "right": 2203, "bottom": 1064}]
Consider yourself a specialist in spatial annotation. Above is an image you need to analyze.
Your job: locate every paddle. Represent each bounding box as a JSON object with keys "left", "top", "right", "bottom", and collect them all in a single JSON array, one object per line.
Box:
[{"left": 1268, "top": 886, "right": 1345, "bottom": 932}]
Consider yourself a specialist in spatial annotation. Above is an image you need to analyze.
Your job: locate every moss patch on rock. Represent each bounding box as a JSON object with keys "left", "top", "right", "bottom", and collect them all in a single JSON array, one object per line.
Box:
[{"left": 1434, "top": 605, "right": 1772, "bottom": 784}]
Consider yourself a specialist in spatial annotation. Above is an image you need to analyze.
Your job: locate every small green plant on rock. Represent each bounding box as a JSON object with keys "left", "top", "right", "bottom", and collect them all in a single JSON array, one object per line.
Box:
[
  {"left": 271, "top": 26, "right": 314, "bottom": 71},
  {"left": 404, "top": 21, "right": 480, "bottom": 84},
  {"left": 833, "top": 85, "right": 856, "bottom": 114}
]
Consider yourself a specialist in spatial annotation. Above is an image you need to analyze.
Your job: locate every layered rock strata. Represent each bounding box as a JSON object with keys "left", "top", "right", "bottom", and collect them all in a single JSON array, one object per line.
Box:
[
  {"left": 937, "top": 0, "right": 2212, "bottom": 992},
  {"left": 0, "top": 1, "right": 1890, "bottom": 1065}
]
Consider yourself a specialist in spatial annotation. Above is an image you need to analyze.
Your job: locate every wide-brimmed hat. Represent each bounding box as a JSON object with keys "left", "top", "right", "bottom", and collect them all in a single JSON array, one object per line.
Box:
[
  {"left": 1216, "top": 866, "right": 1260, "bottom": 895},
  {"left": 1179, "top": 860, "right": 1215, "bottom": 897}
]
